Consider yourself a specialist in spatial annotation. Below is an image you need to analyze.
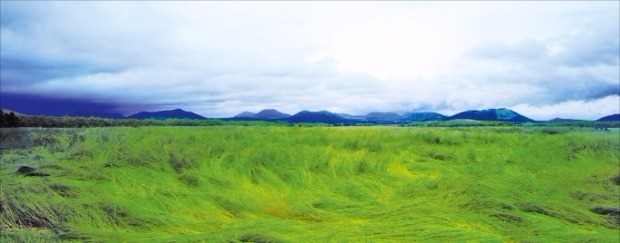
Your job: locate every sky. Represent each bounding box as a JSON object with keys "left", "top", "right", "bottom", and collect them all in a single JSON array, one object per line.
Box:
[{"left": 1, "top": 1, "right": 619, "bottom": 120}]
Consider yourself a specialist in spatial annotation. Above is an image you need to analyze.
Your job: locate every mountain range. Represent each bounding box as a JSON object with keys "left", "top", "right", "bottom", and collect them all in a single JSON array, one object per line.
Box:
[
  {"left": 3, "top": 106, "right": 619, "bottom": 124},
  {"left": 449, "top": 108, "right": 533, "bottom": 122},
  {"left": 230, "top": 109, "right": 453, "bottom": 124},
  {"left": 229, "top": 108, "right": 617, "bottom": 124},
  {"left": 286, "top": 110, "right": 355, "bottom": 123}
]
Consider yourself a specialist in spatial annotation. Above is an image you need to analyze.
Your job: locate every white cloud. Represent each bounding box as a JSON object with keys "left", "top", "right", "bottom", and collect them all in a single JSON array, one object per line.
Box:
[
  {"left": 1, "top": 1, "right": 618, "bottom": 118},
  {"left": 511, "top": 95, "right": 620, "bottom": 121}
]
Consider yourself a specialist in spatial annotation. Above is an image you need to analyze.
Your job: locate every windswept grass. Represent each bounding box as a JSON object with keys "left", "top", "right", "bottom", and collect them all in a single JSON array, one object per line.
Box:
[{"left": 1, "top": 126, "right": 618, "bottom": 241}]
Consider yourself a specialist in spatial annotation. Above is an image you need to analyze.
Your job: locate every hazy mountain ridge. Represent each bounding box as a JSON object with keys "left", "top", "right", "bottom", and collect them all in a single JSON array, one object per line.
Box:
[
  {"left": 127, "top": 109, "right": 205, "bottom": 119},
  {"left": 597, "top": 114, "right": 620, "bottom": 122},
  {"left": 448, "top": 108, "right": 533, "bottom": 122},
  {"left": 549, "top": 118, "right": 584, "bottom": 122},
  {"left": 365, "top": 112, "right": 405, "bottom": 123},
  {"left": 286, "top": 110, "right": 355, "bottom": 123},
  {"left": 402, "top": 112, "right": 447, "bottom": 121},
  {"left": 234, "top": 108, "right": 538, "bottom": 123},
  {"left": 335, "top": 113, "right": 366, "bottom": 120},
  {"left": 4, "top": 107, "right": 619, "bottom": 124},
  {"left": 233, "top": 111, "right": 257, "bottom": 118},
  {"left": 252, "top": 109, "right": 291, "bottom": 119}
]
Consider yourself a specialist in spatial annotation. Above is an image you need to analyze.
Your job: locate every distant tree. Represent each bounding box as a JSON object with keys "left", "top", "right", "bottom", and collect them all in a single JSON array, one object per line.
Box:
[
  {"left": 6, "top": 112, "right": 19, "bottom": 127},
  {"left": 0, "top": 109, "right": 5, "bottom": 127}
]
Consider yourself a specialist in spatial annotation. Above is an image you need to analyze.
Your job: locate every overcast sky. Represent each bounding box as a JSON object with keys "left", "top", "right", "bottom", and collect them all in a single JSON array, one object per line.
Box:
[{"left": 1, "top": 1, "right": 618, "bottom": 119}]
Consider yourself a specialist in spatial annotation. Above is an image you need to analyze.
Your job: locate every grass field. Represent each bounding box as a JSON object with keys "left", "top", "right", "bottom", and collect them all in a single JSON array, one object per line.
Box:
[{"left": 1, "top": 126, "right": 619, "bottom": 242}]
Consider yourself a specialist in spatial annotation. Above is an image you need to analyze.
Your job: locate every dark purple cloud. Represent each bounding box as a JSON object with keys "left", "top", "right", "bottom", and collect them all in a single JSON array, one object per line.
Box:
[{"left": 0, "top": 92, "right": 122, "bottom": 117}]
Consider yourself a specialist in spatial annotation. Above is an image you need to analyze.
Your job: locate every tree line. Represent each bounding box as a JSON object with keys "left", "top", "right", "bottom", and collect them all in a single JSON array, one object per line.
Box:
[
  {"left": 0, "top": 109, "right": 617, "bottom": 128},
  {"left": 0, "top": 109, "right": 20, "bottom": 127},
  {"left": 0, "top": 109, "right": 233, "bottom": 128}
]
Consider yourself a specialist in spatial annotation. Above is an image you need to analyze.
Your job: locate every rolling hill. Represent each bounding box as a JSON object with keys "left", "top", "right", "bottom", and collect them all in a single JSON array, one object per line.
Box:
[
  {"left": 548, "top": 118, "right": 583, "bottom": 122},
  {"left": 127, "top": 109, "right": 205, "bottom": 119},
  {"left": 597, "top": 114, "right": 620, "bottom": 121},
  {"left": 448, "top": 108, "right": 533, "bottom": 122}
]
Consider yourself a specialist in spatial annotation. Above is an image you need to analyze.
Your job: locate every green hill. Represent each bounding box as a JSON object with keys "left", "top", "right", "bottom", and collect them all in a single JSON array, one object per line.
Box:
[{"left": 449, "top": 108, "right": 534, "bottom": 122}]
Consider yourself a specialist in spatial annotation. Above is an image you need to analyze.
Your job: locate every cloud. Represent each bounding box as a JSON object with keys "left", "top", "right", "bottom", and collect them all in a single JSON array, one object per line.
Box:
[
  {"left": 469, "top": 39, "right": 548, "bottom": 61},
  {"left": 459, "top": 19, "right": 619, "bottom": 106},
  {"left": 1, "top": 1, "right": 618, "bottom": 118},
  {"left": 511, "top": 95, "right": 620, "bottom": 121}
]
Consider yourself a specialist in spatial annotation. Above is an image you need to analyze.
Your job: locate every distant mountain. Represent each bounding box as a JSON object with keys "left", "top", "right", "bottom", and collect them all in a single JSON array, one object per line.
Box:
[
  {"left": 402, "top": 112, "right": 446, "bottom": 121},
  {"left": 365, "top": 112, "right": 404, "bottom": 123},
  {"left": 548, "top": 118, "right": 581, "bottom": 122},
  {"left": 597, "top": 114, "right": 620, "bottom": 121},
  {"left": 336, "top": 113, "right": 366, "bottom": 120},
  {"left": 448, "top": 108, "right": 533, "bottom": 122},
  {"left": 127, "top": 109, "right": 205, "bottom": 119},
  {"left": 71, "top": 110, "right": 125, "bottom": 119},
  {"left": 286, "top": 110, "right": 352, "bottom": 123},
  {"left": 253, "top": 109, "right": 290, "bottom": 119},
  {"left": 233, "top": 111, "right": 256, "bottom": 118}
]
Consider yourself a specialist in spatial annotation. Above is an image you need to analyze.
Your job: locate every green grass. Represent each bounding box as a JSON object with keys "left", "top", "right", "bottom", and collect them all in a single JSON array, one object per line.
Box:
[{"left": 1, "top": 126, "right": 618, "bottom": 242}]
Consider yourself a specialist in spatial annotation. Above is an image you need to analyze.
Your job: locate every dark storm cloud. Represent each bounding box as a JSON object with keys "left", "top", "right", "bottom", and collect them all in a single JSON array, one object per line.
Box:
[
  {"left": 1, "top": 58, "right": 122, "bottom": 87},
  {"left": 0, "top": 93, "right": 120, "bottom": 116}
]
